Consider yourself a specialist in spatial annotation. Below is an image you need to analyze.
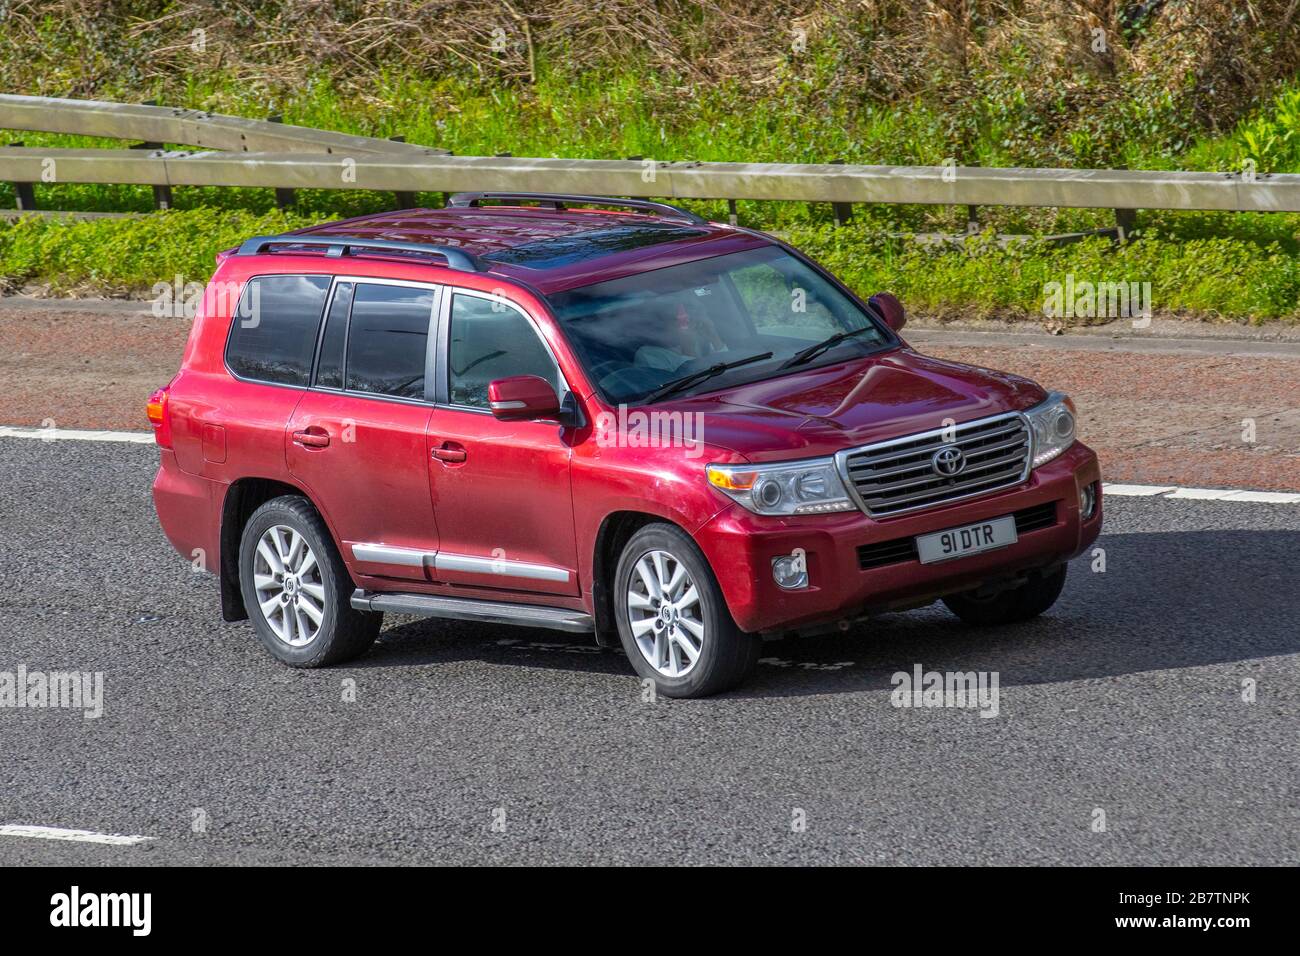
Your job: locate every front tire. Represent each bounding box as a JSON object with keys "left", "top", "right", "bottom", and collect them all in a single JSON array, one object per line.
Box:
[
  {"left": 613, "top": 523, "right": 760, "bottom": 698},
  {"left": 942, "top": 564, "right": 1067, "bottom": 626},
  {"left": 238, "top": 495, "right": 381, "bottom": 667}
]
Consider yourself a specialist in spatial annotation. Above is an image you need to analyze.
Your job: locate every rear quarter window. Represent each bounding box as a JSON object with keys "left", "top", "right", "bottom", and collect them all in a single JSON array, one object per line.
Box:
[{"left": 225, "top": 275, "right": 332, "bottom": 386}]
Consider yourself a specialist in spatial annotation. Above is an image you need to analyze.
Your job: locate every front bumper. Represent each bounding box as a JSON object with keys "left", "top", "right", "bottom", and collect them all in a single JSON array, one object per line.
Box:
[{"left": 694, "top": 441, "right": 1102, "bottom": 633}]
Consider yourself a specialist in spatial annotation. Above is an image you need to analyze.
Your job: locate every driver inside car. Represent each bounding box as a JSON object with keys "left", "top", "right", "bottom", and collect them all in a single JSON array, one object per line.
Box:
[{"left": 633, "top": 298, "right": 724, "bottom": 371}]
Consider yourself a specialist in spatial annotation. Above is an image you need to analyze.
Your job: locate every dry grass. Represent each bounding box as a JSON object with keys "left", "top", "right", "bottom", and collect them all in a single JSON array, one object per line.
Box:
[{"left": 1, "top": 1, "right": 1295, "bottom": 130}]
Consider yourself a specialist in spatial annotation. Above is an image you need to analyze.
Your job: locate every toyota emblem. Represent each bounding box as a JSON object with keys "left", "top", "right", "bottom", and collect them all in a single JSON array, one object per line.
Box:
[{"left": 931, "top": 445, "right": 966, "bottom": 477}]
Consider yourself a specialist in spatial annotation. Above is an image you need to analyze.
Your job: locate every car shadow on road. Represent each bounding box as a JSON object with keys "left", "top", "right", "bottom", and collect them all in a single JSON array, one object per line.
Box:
[{"left": 353, "top": 530, "right": 1300, "bottom": 700}]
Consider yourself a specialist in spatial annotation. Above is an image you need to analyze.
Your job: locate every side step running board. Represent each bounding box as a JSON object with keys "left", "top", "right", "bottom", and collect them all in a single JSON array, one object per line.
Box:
[{"left": 350, "top": 589, "right": 595, "bottom": 634}]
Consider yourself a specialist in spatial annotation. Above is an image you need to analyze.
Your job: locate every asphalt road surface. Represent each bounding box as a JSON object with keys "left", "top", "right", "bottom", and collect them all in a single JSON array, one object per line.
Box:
[{"left": 1, "top": 437, "right": 1296, "bottom": 865}]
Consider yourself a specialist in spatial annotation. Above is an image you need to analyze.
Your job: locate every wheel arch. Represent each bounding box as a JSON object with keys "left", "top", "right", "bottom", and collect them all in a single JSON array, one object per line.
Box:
[
  {"left": 590, "top": 510, "right": 693, "bottom": 647},
  {"left": 218, "top": 476, "right": 334, "bottom": 622}
]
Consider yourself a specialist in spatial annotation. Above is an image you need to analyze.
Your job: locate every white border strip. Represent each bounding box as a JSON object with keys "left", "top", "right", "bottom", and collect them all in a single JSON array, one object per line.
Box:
[
  {"left": 0, "top": 425, "right": 153, "bottom": 444},
  {"left": 1104, "top": 482, "right": 1300, "bottom": 503},
  {"left": 0, "top": 824, "right": 153, "bottom": 846}
]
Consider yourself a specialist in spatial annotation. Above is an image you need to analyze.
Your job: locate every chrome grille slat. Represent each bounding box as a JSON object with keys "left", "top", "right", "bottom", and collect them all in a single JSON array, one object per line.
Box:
[
  {"left": 861, "top": 465, "right": 1025, "bottom": 509},
  {"left": 848, "top": 423, "right": 1024, "bottom": 470},
  {"left": 839, "top": 412, "right": 1031, "bottom": 517},
  {"left": 851, "top": 434, "right": 1027, "bottom": 481},
  {"left": 861, "top": 450, "right": 1027, "bottom": 497}
]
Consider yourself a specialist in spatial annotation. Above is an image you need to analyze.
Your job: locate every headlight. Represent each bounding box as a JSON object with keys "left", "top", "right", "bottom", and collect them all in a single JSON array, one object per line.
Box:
[
  {"left": 707, "top": 457, "right": 855, "bottom": 516},
  {"left": 1025, "top": 392, "right": 1077, "bottom": 468}
]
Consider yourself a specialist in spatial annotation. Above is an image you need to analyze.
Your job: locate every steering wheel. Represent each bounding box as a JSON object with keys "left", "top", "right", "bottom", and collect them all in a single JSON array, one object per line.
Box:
[{"left": 589, "top": 360, "right": 628, "bottom": 381}]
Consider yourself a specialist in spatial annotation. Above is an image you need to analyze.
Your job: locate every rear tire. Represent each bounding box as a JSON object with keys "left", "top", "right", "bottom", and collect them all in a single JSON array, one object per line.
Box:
[
  {"left": 238, "top": 495, "right": 381, "bottom": 667},
  {"left": 942, "top": 564, "right": 1067, "bottom": 626},
  {"left": 613, "top": 523, "right": 760, "bottom": 698}
]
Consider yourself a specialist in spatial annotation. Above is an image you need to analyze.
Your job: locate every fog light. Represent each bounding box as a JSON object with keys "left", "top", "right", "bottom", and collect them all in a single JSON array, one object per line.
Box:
[
  {"left": 1079, "top": 482, "right": 1097, "bottom": 520},
  {"left": 771, "top": 554, "right": 809, "bottom": 590}
]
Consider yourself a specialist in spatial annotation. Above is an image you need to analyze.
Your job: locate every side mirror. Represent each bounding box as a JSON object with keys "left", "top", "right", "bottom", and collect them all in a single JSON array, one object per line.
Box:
[
  {"left": 869, "top": 292, "right": 906, "bottom": 333},
  {"left": 488, "top": 375, "right": 560, "bottom": 421}
]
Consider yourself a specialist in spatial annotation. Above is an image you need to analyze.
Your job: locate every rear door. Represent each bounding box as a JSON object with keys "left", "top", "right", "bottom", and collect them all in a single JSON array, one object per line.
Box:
[
  {"left": 425, "top": 289, "right": 579, "bottom": 597},
  {"left": 287, "top": 278, "right": 441, "bottom": 581}
]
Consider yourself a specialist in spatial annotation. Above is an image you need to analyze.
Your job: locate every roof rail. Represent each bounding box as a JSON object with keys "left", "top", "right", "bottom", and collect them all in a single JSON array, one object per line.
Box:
[
  {"left": 235, "top": 235, "right": 481, "bottom": 272},
  {"left": 448, "top": 192, "right": 708, "bottom": 225}
]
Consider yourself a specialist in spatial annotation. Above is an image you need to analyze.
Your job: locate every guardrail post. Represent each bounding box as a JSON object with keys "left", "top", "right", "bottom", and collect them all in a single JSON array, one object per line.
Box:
[
  {"left": 266, "top": 115, "right": 297, "bottom": 209},
  {"left": 135, "top": 100, "right": 173, "bottom": 211},
  {"left": 966, "top": 205, "right": 980, "bottom": 234},
  {"left": 727, "top": 200, "right": 738, "bottom": 226},
  {"left": 390, "top": 135, "right": 418, "bottom": 208},
  {"left": 6, "top": 141, "right": 36, "bottom": 210},
  {"left": 1114, "top": 208, "right": 1137, "bottom": 243},
  {"left": 830, "top": 159, "right": 853, "bottom": 226},
  {"left": 129, "top": 140, "right": 172, "bottom": 210}
]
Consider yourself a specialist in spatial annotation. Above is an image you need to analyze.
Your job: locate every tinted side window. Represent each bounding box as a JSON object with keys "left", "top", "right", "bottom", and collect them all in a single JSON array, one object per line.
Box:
[
  {"left": 345, "top": 283, "right": 435, "bottom": 399},
  {"left": 226, "top": 275, "right": 331, "bottom": 386},
  {"left": 448, "top": 295, "right": 560, "bottom": 409},
  {"left": 314, "top": 281, "right": 353, "bottom": 389}
]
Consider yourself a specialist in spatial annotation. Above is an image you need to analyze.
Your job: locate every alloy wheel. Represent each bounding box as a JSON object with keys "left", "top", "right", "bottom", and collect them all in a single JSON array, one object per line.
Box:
[
  {"left": 253, "top": 525, "right": 326, "bottom": 647},
  {"left": 626, "top": 549, "right": 705, "bottom": 678}
]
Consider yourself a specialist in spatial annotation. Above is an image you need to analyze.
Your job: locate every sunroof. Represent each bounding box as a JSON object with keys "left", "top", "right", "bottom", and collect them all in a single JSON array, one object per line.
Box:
[{"left": 481, "top": 223, "right": 708, "bottom": 269}]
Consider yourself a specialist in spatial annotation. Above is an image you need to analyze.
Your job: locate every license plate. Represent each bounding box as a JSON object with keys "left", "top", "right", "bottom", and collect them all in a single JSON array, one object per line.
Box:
[{"left": 916, "top": 515, "right": 1017, "bottom": 564}]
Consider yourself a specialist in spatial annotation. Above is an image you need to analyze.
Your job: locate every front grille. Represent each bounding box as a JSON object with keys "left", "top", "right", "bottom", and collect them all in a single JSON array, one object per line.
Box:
[
  {"left": 856, "top": 499, "right": 1061, "bottom": 571},
  {"left": 841, "top": 413, "right": 1031, "bottom": 517}
]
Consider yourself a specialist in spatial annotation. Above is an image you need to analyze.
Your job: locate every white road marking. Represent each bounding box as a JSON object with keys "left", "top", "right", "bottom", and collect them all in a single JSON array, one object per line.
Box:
[
  {"left": 1219, "top": 489, "right": 1300, "bottom": 503},
  {"left": 1104, "top": 482, "right": 1300, "bottom": 503},
  {"left": 0, "top": 425, "right": 153, "bottom": 444},
  {"left": 1164, "top": 487, "right": 1239, "bottom": 501},
  {"left": 1101, "top": 484, "right": 1177, "bottom": 496},
  {"left": 0, "top": 824, "right": 153, "bottom": 846}
]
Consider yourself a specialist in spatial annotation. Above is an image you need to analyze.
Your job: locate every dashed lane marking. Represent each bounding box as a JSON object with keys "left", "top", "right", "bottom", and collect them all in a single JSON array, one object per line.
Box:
[
  {"left": 0, "top": 824, "right": 154, "bottom": 846},
  {"left": 0, "top": 425, "right": 154, "bottom": 444}
]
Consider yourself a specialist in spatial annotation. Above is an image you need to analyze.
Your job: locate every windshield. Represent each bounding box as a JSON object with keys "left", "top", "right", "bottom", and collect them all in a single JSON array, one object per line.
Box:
[{"left": 546, "top": 246, "right": 892, "bottom": 404}]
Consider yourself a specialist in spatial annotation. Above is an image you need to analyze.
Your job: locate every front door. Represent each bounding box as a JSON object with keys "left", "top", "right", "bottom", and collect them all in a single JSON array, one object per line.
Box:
[{"left": 426, "top": 289, "right": 579, "bottom": 597}]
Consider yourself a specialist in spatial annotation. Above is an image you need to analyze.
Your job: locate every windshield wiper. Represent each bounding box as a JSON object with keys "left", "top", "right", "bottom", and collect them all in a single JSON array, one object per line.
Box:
[
  {"left": 778, "top": 326, "right": 878, "bottom": 370},
  {"left": 641, "top": 352, "right": 774, "bottom": 404}
]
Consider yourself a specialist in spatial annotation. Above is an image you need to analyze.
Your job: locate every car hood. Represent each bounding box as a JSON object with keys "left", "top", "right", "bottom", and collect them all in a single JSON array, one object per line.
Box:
[{"left": 669, "top": 346, "right": 1048, "bottom": 461}]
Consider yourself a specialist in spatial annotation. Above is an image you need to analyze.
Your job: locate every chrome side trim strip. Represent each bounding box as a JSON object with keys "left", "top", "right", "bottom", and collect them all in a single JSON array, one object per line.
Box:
[
  {"left": 351, "top": 543, "right": 427, "bottom": 568},
  {"left": 350, "top": 544, "right": 570, "bottom": 583},
  {"left": 433, "top": 552, "right": 570, "bottom": 583}
]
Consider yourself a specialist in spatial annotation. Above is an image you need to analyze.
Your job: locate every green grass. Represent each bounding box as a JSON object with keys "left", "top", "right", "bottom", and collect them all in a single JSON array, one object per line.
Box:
[
  {"left": 784, "top": 223, "right": 1300, "bottom": 323},
  {"left": 3, "top": 207, "right": 1296, "bottom": 324},
  {"left": 0, "top": 209, "right": 322, "bottom": 295}
]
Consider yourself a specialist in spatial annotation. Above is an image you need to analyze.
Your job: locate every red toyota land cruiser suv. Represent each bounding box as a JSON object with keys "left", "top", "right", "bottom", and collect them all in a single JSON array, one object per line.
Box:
[{"left": 150, "top": 192, "right": 1101, "bottom": 698}]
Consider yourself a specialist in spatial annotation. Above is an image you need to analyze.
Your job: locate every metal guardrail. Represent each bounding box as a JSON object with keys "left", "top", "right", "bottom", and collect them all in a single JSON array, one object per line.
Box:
[
  {"left": 1, "top": 94, "right": 1297, "bottom": 223},
  {"left": 0, "top": 94, "right": 446, "bottom": 156},
  {"left": 1, "top": 146, "right": 1295, "bottom": 211}
]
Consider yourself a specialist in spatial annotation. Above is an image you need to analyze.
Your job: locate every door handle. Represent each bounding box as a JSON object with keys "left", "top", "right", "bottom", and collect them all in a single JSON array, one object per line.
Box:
[
  {"left": 292, "top": 428, "right": 330, "bottom": 448},
  {"left": 431, "top": 444, "right": 466, "bottom": 463}
]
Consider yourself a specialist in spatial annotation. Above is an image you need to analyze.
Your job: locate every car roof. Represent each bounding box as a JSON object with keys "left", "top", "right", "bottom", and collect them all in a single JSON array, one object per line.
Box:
[{"left": 285, "top": 203, "right": 770, "bottom": 295}]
